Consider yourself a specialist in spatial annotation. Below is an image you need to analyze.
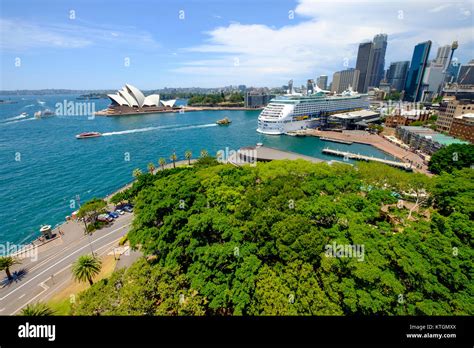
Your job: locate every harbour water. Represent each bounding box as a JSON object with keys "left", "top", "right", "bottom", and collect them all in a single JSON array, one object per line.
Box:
[{"left": 0, "top": 94, "right": 397, "bottom": 245}]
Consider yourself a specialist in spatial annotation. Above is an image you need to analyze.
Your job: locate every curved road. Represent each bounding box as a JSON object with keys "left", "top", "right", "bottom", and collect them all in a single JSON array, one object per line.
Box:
[{"left": 0, "top": 213, "right": 132, "bottom": 315}]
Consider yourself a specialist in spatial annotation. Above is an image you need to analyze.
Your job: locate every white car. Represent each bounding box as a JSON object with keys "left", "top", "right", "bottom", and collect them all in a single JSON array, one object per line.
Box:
[{"left": 115, "top": 209, "right": 125, "bottom": 215}]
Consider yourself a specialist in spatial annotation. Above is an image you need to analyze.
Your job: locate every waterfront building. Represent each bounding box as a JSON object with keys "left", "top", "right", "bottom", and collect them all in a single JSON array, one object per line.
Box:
[
  {"left": 386, "top": 61, "right": 410, "bottom": 92},
  {"left": 355, "top": 41, "right": 373, "bottom": 93},
  {"left": 365, "top": 34, "right": 388, "bottom": 91},
  {"left": 316, "top": 75, "right": 328, "bottom": 90},
  {"left": 436, "top": 99, "right": 474, "bottom": 132},
  {"left": 257, "top": 89, "right": 368, "bottom": 135},
  {"left": 244, "top": 92, "right": 274, "bottom": 108},
  {"left": 396, "top": 126, "right": 468, "bottom": 155},
  {"left": 107, "top": 84, "right": 176, "bottom": 115},
  {"left": 328, "top": 109, "right": 380, "bottom": 130},
  {"left": 404, "top": 41, "right": 432, "bottom": 102},
  {"left": 449, "top": 113, "right": 474, "bottom": 143},
  {"left": 331, "top": 68, "right": 360, "bottom": 94}
]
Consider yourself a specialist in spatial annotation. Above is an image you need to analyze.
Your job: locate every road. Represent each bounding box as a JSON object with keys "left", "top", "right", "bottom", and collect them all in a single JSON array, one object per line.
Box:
[{"left": 0, "top": 213, "right": 133, "bottom": 315}]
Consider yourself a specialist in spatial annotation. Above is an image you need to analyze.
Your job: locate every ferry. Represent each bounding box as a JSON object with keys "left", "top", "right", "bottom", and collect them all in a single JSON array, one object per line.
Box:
[
  {"left": 216, "top": 117, "right": 232, "bottom": 125},
  {"left": 257, "top": 86, "right": 369, "bottom": 135},
  {"left": 76, "top": 132, "right": 102, "bottom": 139}
]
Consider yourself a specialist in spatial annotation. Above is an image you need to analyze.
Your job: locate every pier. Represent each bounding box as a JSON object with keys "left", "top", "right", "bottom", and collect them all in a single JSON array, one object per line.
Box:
[
  {"left": 227, "top": 144, "right": 326, "bottom": 166},
  {"left": 322, "top": 148, "right": 412, "bottom": 170}
]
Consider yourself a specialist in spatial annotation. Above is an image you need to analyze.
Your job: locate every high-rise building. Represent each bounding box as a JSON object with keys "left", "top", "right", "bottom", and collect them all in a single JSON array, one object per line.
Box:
[
  {"left": 422, "top": 63, "right": 446, "bottom": 100},
  {"left": 386, "top": 61, "right": 409, "bottom": 92},
  {"left": 331, "top": 68, "right": 360, "bottom": 94},
  {"left": 364, "top": 34, "right": 388, "bottom": 91},
  {"left": 355, "top": 41, "right": 373, "bottom": 93},
  {"left": 316, "top": 75, "right": 328, "bottom": 90},
  {"left": 445, "top": 61, "right": 461, "bottom": 83},
  {"left": 287, "top": 80, "right": 294, "bottom": 94},
  {"left": 307, "top": 79, "right": 315, "bottom": 94},
  {"left": 458, "top": 60, "right": 474, "bottom": 85},
  {"left": 404, "top": 41, "right": 432, "bottom": 102},
  {"left": 435, "top": 44, "right": 452, "bottom": 68}
]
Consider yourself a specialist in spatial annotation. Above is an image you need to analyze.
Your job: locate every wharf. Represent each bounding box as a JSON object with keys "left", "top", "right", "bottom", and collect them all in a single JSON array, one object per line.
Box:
[{"left": 322, "top": 148, "right": 412, "bottom": 170}]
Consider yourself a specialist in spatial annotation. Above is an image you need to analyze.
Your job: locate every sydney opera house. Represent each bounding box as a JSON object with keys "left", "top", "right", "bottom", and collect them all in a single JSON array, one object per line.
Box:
[{"left": 105, "top": 84, "right": 178, "bottom": 115}]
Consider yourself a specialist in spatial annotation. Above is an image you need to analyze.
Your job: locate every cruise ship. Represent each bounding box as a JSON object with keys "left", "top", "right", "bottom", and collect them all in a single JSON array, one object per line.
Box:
[{"left": 257, "top": 87, "right": 369, "bottom": 135}]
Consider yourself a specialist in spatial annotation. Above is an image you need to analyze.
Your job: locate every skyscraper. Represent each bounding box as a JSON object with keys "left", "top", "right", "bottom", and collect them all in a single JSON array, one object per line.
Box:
[
  {"left": 355, "top": 41, "right": 373, "bottom": 93},
  {"left": 331, "top": 68, "right": 360, "bottom": 94},
  {"left": 435, "top": 44, "right": 452, "bottom": 68},
  {"left": 386, "top": 61, "right": 409, "bottom": 92},
  {"left": 316, "top": 75, "right": 328, "bottom": 90},
  {"left": 404, "top": 41, "right": 432, "bottom": 102},
  {"left": 364, "top": 34, "right": 388, "bottom": 91}
]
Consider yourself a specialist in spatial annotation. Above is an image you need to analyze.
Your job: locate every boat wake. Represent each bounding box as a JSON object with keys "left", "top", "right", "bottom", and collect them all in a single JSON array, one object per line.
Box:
[
  {"left": 1, "top": 117, "right": 36, "bottom": 125},
  {"left": 101, "top": 123, "right": 217, "bottom": 136},
  {"left": 4, "top": 114, "right": 28, "bottom": 121}
]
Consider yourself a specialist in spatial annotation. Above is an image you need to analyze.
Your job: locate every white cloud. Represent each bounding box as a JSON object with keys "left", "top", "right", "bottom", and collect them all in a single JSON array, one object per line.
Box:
[
  {"left": 175, "top": 0, "right": 474, "bottom": 86},
  {"left": 0, "top": 19, "right": 160, "bottom": 52}
]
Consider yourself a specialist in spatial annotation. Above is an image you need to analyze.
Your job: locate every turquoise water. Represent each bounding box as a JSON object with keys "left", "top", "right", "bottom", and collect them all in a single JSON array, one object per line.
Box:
[{"left": 0, "top": 94, "right": 397, "bottom": 245}]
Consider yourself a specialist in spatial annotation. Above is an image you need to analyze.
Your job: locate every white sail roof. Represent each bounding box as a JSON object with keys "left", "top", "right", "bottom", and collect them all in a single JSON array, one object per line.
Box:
[
  {"left": 125, "top": 84, "right": 145, "bottom": 107},
  {"left": 107, "top": 94, "right": 129, "bottom": 106},
  {"left": 118, "top": 88, "right": 139, "bottom": 106},
  {"left": 143, "top": 94, "right": 161, "bottom": 106},
  {"left": 161, "top": 99, "right": 176, "bottom": 107}
]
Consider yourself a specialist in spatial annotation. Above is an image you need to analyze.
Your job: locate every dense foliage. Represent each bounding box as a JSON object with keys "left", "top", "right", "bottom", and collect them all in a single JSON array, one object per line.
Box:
[
  {"left": 74, "top": 161, "right": 473, "bottom": 315},
  {"left": 428, "top": 144, "right": 474, "bottom": 174},
  {"left": 188, "top": 92, "right": 244, "bottom": 106}
]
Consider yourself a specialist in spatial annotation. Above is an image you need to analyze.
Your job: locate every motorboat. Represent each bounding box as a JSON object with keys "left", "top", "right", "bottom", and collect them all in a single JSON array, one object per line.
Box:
[
  {"left": 216, "top": 117, "right": 232, "bottom": 125},
  {"left": 76, "top": 132, "right": 102, "bottom": 139}
]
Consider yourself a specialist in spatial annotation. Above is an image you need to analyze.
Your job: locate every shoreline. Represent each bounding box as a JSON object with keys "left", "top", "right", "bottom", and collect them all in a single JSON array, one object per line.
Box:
[
  {"left": 95, "top": 106, "right": 262, "bottom": 117},
  {"left": 304, "top": 129, "right": 429, "bottom": 173},
  {"left": 9, "top": 159, "right": 197, "bottom": 254}
]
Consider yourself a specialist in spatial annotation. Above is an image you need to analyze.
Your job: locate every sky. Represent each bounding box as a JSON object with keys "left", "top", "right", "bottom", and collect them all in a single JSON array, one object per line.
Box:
[{"left": 1, "top": 0, "right": 473, "bottom": 90}]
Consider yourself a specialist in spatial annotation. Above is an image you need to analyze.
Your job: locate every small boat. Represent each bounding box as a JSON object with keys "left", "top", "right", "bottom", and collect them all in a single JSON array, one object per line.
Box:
[
  {"left": 216, "top": 117, "right": 232, "bottom": 125},
  {"left": 76, "top": 132, "right": 102, "bottom": 139},
  {"left": 34, "top": 109, "right": 55, "bottom": 118}
]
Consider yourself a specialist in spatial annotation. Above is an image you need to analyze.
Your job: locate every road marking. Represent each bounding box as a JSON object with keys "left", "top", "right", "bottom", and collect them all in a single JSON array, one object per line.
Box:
[
  {"left": 18, "top": 294, "right": 25, "bottom": 299},
  {"left": 10, "top": 237, "right": 124, "bottom": 315},
  {"left": 26, "top": 218, "right": 133, "bottom": 273},
  {"left": 0, "top": 223, "right": 131, "bottom": 301}
]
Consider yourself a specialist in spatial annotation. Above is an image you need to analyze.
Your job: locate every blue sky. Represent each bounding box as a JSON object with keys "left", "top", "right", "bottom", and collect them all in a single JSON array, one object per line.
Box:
[{"left": 1, "top": 0, "right": 473, "bottom": 89}]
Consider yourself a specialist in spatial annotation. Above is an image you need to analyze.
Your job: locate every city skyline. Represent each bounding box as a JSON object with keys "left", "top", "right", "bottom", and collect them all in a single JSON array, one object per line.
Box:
[{"left": 1, "top": 0, "right": 473, "bottom": 90}]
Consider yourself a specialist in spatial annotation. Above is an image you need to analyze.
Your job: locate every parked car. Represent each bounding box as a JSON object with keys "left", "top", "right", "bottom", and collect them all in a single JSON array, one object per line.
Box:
[
  {"left": 123, "top": 206, "right": 133, "bottom": 213},
  {"left": 98, "top": 214, "right": 113, "bottom": 222},
  {"left": 115, "top": 209, "right": 125, "bottom": 215},
  {"left": 108, "top": 211, "right": 119, "bottom": 219}
]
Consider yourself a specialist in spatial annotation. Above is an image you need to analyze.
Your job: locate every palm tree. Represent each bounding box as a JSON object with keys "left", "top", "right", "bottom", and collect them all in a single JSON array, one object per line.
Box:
[
  {"left": 147, "top": 162, "right": 155, "bottom": 174},
  {"left": 200, "top": 149, "right": 208, "bottom": 158},
  {"left": 72, "top": 255, "right": 102, "bottom": 286},
  {"left": 170, "top": 152, "right": 177, "bottom": 168},
  {"left": 158, "top": 158, "right": 166, "bottom": 170},
  {"left": 21, "top": 302, "right": 55, "bottom": 316},
  {"left": 0, "top": 256, "right": 20, "bottom": 280},
  {"left": 185, "top": 150, "right": 192, "bottom": 165},
  {"left": 132, "top": 168, "right": 142, "bottom": 178}
]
